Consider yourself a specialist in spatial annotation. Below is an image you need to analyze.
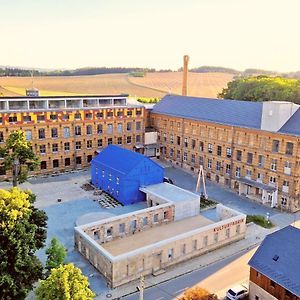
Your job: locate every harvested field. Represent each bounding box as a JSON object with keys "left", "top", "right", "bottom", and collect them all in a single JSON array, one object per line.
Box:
[
  {"left": 129, "top": 72, "right": 234, "bottom": 98},
  {"left": 0, "top": 74, "right": 166, "bottom": 98},
  {"left": 0, "top": 72, "right": 233, "bottom": 98}
]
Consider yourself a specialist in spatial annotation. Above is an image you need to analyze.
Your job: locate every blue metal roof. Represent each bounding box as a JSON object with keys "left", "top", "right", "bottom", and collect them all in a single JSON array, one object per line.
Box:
[
  {"left": 248, "top": 226, "right": 300, "bottom": 297},
  {"left": 279, "top": 107, "right": 300, "bottom": 136},
  {"left": 152, "top": 95, "right": 263, "bottom": 129},
  {"left": 92, "top": 145, "right": 160, "bottom": 175}
]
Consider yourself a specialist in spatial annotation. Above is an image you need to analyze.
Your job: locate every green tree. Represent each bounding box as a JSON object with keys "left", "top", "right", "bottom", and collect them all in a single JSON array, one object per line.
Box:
[
  {"left": 35, "top": 263, "right": 95, "bottom": 300},
  {"left": 45, "top": 237, "right": 66, "bottom": 276},
  {"left": 218, "top": 75, "right": 300, "bottom": 104},
  {"left": 0, "top": 188, "right": 47, "bottom": 300},
  {"left": 179, "top": 287, "right": 219, "bottom": 300},
  {"left": 0, "top": 130, "right": 39, "bottom": 187}
]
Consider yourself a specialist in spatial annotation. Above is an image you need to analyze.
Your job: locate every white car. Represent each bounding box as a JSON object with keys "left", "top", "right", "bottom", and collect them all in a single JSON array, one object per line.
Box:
[{"left": 226, "top": 285, "right": 248, "bottom": 300}]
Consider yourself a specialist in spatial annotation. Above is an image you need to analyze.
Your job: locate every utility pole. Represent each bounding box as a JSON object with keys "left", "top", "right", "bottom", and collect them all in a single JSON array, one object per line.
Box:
[{"left": 139, "top": 275, "right": 144, "bottom": 300}]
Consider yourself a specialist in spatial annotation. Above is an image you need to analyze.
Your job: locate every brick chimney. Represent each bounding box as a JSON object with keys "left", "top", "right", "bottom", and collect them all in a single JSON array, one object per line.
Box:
[{"left": 182, "top": 55, "right": 189, "bottom": 96}]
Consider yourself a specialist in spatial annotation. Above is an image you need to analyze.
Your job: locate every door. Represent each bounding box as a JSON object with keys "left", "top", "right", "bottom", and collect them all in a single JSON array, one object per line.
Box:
[{"left": 152, "top": 252, "right": 162, "bottom": 272}]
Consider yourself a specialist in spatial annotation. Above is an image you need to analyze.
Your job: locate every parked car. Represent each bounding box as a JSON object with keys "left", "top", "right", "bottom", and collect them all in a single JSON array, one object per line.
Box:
[
  {"left": 163, "top": 177, "right": 174, "bottom": 184},
  {"left": 226, "top": 284, "right": 248, "bottom": 300}
]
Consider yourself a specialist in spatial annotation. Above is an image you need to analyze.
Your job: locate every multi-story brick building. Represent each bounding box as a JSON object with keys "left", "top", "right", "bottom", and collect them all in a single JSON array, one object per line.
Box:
[
  {"left": 150, "top": 95, "right": 300, "bottom": 212},
  {"left": 0, "top": 95, "right": 145, "bottom": 177}
]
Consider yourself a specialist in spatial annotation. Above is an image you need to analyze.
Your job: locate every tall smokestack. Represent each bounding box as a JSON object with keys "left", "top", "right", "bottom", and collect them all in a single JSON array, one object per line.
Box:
[{"left": 182, "top": 55, "right": 189, "bottom": 96}]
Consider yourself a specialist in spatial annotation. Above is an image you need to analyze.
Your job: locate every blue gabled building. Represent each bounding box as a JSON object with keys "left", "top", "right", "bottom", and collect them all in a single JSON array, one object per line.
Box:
[{"left": 91, "top": 145, "right": 164, "bottom": 205}]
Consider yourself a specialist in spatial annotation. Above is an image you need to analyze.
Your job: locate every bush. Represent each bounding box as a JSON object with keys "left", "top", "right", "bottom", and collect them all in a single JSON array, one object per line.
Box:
[{"left": 246, "top": 215, "right": 274, "bottom": 228}]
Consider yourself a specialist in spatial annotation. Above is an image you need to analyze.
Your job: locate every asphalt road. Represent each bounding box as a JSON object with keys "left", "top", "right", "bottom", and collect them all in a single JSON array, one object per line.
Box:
[{"left": 122, "top": 247, "right": 256, "bottom": 300}]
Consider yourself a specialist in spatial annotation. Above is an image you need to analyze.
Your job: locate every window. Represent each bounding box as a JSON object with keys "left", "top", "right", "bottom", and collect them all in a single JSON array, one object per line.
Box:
[
  {"left": 136, "top": 135, "right": 141, "bottom": 143},
  {"left": 168, "top": 249, "right": 174, "bottom": 259},
  {"left": 23, "top": 115, "right": 31, "bottom": 122},
  {"left": 87, "top": 155, "right": 93, "bottom": 163},
  {"left": 40, "top": 161, "right": 47, "bottom": 170},
  {"left": 136, "top": 121, "right": 141, "bottom": 131},
  {"left": 217, "top": 145, "right": 222, "bottom": 156},
  {"left": 191, "top": 139, "right": 196, "bottom": 149},
  {"left": 117, "top": 137, "right": 122, "bottom": 145},
  {"left": 247, "top": 152, "right": 253, "bottom": 164},
  {"left": 199, "top": 156, "right": 203, "bottom": 166},
  {"left": 163, "top": 133, "right": 167, "bottom": 142},
  {"left": 127, "top": 122, "right": 132, "bottom": 131},
  {"left": 199, "top": 141, "right": 204, "bottom": 152},
  {"left": 63, "top": 127, "right": 70, "bottom": 138},
  {"left": 153, "top": 214, "right": 158, "bottom": 223},
  {"left": 193, "top": 240, "right": 197, "bottom": 250},
  {"left": 75, "top": 141, "right": 81, "bottom": 150},
  {"left": 76, "top": 156, "right": 82, "bottom": 164},
  {"left": 98, "top": 139, "right": 103, "bottom": 148},
  {"left": 170, "top": 134, "right": 174, "bottom": 144},
  {"left": 87, "top": 140, "right": 92, "bottom": 149},
  {"left": 208, "top": 143, "right": 213, "bottom": 153},
  {"left": 207, "top": 159, "right": 212, "bottom": 169},
  {"left": 203, "top": 236, "right": 208, "bottom": 247},
  {"left": 85, "top": 113, "right": 92, "bottom": 119},
  {"left": 226, "top": 228, "right": 230, "bottom": 238},
  {"left": 256, "top": 271, "right": 261, "bottom": 278},
  {"left": 127, "top": 110, "right": 132, "bottom": 116},
  {"left": 65, "top": 158, "right": 71, "bottom": 166},
  {"left": 75, "top": 126, "right": 81, "bottom": 136},
  {"left": 270, "top": 159, "right": 277, "bottom": 171},
  {"left": 39, "top": 145, "right": 46, "bottom": 154},
  {"left": 117, "top": 123, "right": 123, "bottom": 133},
  {"left": 143, "top": 217, "right": 148, "bottom": 226},
  {"left": 107, "top": 124, "right": 113, "bottom": 134},
  {"left": 246, "top": 169, "right": 252, "bottom": 178},
  {"left": 38, "top": 129, "right": 45, "bottom": 139},
  {"left": 37, "top": 115, "right": 45, "bottom": 122},
  {"left": 119, "top": 223, "right": 125, "bottom": 234},
  {"left": 9, "top": 116, "right": 17, "bottom": 123},
  {"left": 226, "top": 147, "right": 232, "bottom": 158},
  {"left": 181, "top": 244, "right": 186, "bottom": 255},
  {"left": 286, "top": 142, "right": 293, "bottom": 155},
  {"left": 214, "top": 233, "right": 218, "bottom": 242},
  {"left": 117, "top": 111, "right": 123, "bottom": 117},
  {"left": 236, "top": 224, "right": 241, "bottom": 234},
  {"left": 236, "top": 150, "right": 242, "bottom": 161},
  {"left": 258, "top": 155, "right": 265, "bottom": 167},
  {"left": 53, "top": 159, "right": 59, "bottom": 168},
  {"left": 107, "top": 227, "right": 113, "bottom": 237},
  {"left": 216, "top": 161, "right": 221, "bottom": 171},
  {"left": 74, "top": 113, "right": 81, "bottom": 120},
  {"left": 86, "top": 125, "right": 92, "bottom": 135},
  {"left": 52, "top": 143, "right": 58, "bottom": 153},
  {"left": 50, "top": 114, "right": 57, "bottom": 121},
  {"left": 226, "top": 164, "right": 231, "bottom": 175},
  {"left": 97, "top": 124, "right": 103, "bottom": 134},
  {"left": 177, "top": 136, "right": 181, "bottom": 146},
  {"left": 283, "top": 180, "right": 289, "bottom": 188},
  {"left": 107, "top": 111, "right": 113, "bottom": 117},
  {"left": 270, "top": 280, "right": 276, "bottom": 288},
  {"left": 25, "top": 130, "right": 32, "bottom": 141},
  {"left": 96, "top": 112, "right": 103, "bottom": 118},
  {"left": 177, "top": 150, "right": 181, "bottom": 160},
  {"left": 269, "top": 176, "right": 276, "bottom": 184},
  {"left": 62, "top": 114, "right": 69, "bottom": 121},
  {"left": 0, "top": 132, "right": 4, "bottom": 143},
  {"left": 51, "top": 128, "right": 58, "bottom": 138},
  {"left": 108, "top": 137, "right": 113, "bottom": 144},
  {"left": 235, "top": 166, "right": 241, "bottom": 178},
  {"left": 183, "top": 152, "right": 187, "bottom": 161},
  {"left": 64, "top": 142, "right": 70, "bottom": 151},
  {"left": 127, "top": 136, "right": 132, "bottom": 144},
  {"left": 184, "top": 137, "right": 188, "bottom": 147},
  {"left": 170, "top": 148, "right": 174, "bottom": 157},
  {"left": 136, "top": 110, "right": 142, "bottom": 116},
  {"left": 191, "top": 154, "right": 195, "bottom": 164},
  {"left": 272, "top": 140, "right": 280, "bottom": 153}
]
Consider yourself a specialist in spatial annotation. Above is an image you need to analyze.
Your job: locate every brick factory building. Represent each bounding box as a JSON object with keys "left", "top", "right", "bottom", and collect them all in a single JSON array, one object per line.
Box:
[
  {"left": 0, "top": 95, "right": 145, "bottom": 177},
  {"left": 150, "top": 95, "right": 300, "bottom": 212}
]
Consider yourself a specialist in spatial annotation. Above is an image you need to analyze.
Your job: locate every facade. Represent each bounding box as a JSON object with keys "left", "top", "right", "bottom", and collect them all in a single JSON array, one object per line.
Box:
[
  {"left": 248, "top": 226, "right": 300, "bottom": 300},
  {"left": 91, "top": 145, "right": 164, "bottom": 205},
  {"left": 0, "top": 95, "right": 145, "bottom": 178},
  {"left": 75, "top": 195, "right": 246, "bottom": 287},
  {"left": 150, "top": 95, "right": 300, "bottom": 212}
]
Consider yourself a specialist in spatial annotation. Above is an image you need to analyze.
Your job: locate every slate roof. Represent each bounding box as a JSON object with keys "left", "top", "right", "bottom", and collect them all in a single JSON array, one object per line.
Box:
[
  {"left": 152, "top": 95, "right": 263, "bottom": 129},
  {"left": 248, "top": 226, "right": 300, "bottom": 297},
  {"left": 279, "top": 107, "right": 300, "bottom": 136},
  {"left": 92, "top": 145, "right": 161, "bottom": 175}
]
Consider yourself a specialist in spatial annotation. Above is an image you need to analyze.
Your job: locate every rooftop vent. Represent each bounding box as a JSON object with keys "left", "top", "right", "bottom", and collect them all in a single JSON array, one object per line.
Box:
[{"left": 273, "top": 255, "right": 279, "bottom": 261}]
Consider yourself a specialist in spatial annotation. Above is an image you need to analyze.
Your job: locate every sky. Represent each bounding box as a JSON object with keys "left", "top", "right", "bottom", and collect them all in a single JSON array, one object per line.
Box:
[{"left": 1, "top": 0, "right": 300, "bottom": 72}]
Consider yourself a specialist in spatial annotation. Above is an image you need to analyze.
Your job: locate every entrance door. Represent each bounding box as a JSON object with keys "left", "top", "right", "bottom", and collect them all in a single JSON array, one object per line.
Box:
[
  {"left": 246, "top": 185, "right": 251, "bottom": 195},
  {"left": 152, "top": 252, "right": 162, "bottom": 272}
]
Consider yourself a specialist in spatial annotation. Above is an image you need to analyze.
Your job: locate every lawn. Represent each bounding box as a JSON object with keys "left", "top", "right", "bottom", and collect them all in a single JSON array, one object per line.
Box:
[{"left": 246, "top": 215, "right": 274, "bottom": 228}]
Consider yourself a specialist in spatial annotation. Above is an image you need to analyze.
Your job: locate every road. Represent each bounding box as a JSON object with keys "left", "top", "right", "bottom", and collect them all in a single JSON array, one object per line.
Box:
[{"left": 122, "top": 247, "right": 257, "bottom": 300}]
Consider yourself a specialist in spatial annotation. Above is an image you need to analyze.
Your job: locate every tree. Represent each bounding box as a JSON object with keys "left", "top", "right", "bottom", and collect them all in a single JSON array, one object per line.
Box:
[
  {"left": 35, "top": 263, "right": 95, "bottom": 300},
  {"left": 0, "top": 130, "right": 39, "bottom": 187},
  {"left": 0, "top": 188, "right": 47, "bottom": 300},
  {"left": 45, "top": 237, "right": 66, "bottom": 276},
  {"left": 179, "top": 287, "right": 219, "bottom": 300},
  {"left": 218, "top": 75, "right": 300, "bottom": 104}
]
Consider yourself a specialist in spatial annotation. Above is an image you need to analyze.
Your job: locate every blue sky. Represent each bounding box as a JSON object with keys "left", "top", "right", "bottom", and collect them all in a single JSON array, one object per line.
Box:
[{"left": 1, "top": 0, "right": 300, "bottom": 71}]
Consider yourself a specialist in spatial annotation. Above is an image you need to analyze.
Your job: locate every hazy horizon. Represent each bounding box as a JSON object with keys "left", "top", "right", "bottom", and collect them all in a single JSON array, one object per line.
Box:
[{"left": 2, "top": 0, "right": 300, "bottom": 72}]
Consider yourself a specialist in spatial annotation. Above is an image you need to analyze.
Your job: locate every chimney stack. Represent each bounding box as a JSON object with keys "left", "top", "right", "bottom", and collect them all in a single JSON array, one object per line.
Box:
[{"left": 182, "top": 55, "right": 189, "bottom": 96}]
